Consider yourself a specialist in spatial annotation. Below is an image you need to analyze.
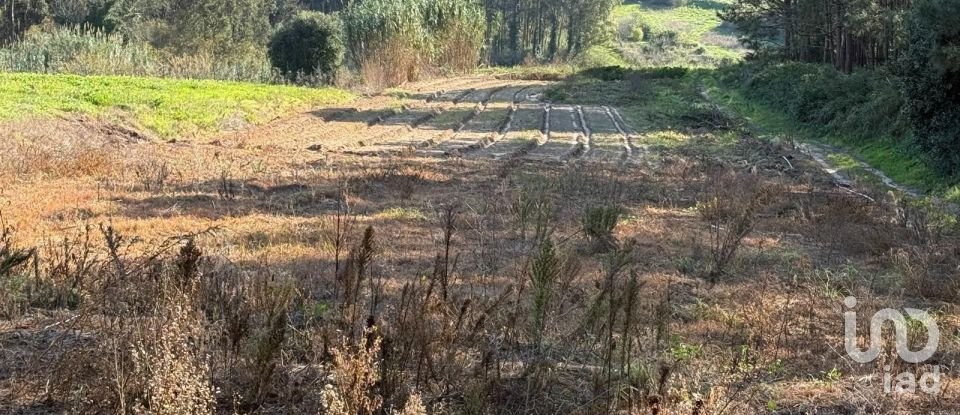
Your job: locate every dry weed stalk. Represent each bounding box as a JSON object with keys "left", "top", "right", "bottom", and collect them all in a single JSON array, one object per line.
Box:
[
  {"left": 360, "top": 37, "right": 426, "bottom": 89},
  {"left": 511, "top": 188, "right": 537, "bottom": 243},
  {"left": 218, "top": 167, "right": 238, "bottom": 201},
  {"left": 327, "top": 182, "right": 356, "bottom": 286},
  {"left": 893, "top": 245, "right": 960, "bottom": 301},
  {"left": 134, "top": 159, "right": 171, "bottom": 193},
  {"left": 132, "top": 292, "right": 215, "bottom": 415},
  {"left": 699, "top": 171, "right": 777, "bottom": 282},
  {"left": 33, "top": 229, "right": 221, "bottom": 413},
  {"left": 394, "top": 392, "right": 427, "bottom": 415},
  {"left": 247, "top": 277, "right": 295, "bottom": 406},
  {"left": 434, "top": 204, "right": 459, "bottom": 301},
  {"left": 464, "top": 200, "right": 502, "bottom": 278},
  {"left": 337, "top": 225, "right": 377, "bottom": 336},
  {"left": 893, "top": 194, "right": 955, "bottom": 245},
  {"left": 579, "top": 242, "right": 653, "bottom": 410},
  {"left": 0, "top": 223, "right": 35, "bottom": 317},
  {"left": 322, "top": 330, "right": 384, "bottom": 415},
  {"left": 0, "top": 224, "right": 33, "bottom": 278}
]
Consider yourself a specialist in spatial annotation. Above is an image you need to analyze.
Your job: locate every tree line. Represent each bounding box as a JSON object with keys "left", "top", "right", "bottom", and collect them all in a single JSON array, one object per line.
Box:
[
  {"left": 0, "top": 0, "right": 618, "bottom": 70},
  {"left": 722, "top": 0, "right": 914, "bottom": 72},
  {"left": 723, "top": 0, "right": 960, "bottom": 176},
  {"left": 484, "top": 0, "right": 618, "bottom": 64}
]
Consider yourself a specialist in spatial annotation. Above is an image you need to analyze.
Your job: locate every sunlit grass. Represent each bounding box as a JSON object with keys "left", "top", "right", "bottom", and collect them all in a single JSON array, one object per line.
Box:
[
  {"left": 0, "top": 73, "right": 355, "bottom": 137},
  {"left": 612, "top": 0, "right": 746, "bottom": 67},
  {"left": 375, "top": 207, "right": 428, "bottom": 221}
]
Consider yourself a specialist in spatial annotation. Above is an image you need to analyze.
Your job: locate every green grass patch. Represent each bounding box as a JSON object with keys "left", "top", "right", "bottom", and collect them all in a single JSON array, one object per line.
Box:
[
  {"left": 615, "top": 1, "right": 727, "bottom": 44},
  {"left": 612, "top": 0, "right": 746, "bottom": 67},
  {"left": 547, "top": 67, "right": 715, "bottom": 134},
  {"left": 0, "top": 73, "right": 355, "bottom": 137},
  {"left": 375, "top": 207, "right": 428, "bottom": 221},
  {"left": 641, "top": 130, "right": 694, "bottom": 146},
  {"left": 573, "top": 43, "right": 633, "bottom": 68},
  {"left": 476, "top": 65, "right": 575, "bottom": 81}
]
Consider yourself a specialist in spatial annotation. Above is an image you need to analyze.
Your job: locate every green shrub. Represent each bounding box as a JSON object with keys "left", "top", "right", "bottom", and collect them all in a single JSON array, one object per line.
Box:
[
  {"left": 616, "top": 14, "right": 645, "bottom": 42},
  {"left": 898, "top": 0, "right": 960, "bottom": 175},
  {"left": 645, "top": 0, "right": 689, "bottom": 6},
  {"left": 529, "top": 238, "right": 561, "bottom": 345},
  {"left": 268, "top": 12, "right": 344, "bottom": 81},
  {"left": 582, "top": 205, "right": 623, "bottom": 249},
  {"left": 49, "top": 0, "right": 113, "bottom": 27},
  {"left": 578, "top": 65, "right": 688, "bottom": 81},
  {"left": 580, "top": 65, "right": 632, "bottom": 81},
  {"left": 637, "top": 66, "right": 689, "bottom": 79},
  {"left": 107, "top": 0, "right": 274, "bottom": 59},
  {"left": 738, "top": 61, "right": 907, "bottom": 142}
]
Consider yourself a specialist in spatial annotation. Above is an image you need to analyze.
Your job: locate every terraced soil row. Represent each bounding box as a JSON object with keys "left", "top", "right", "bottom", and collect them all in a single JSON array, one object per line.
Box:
[
  {"left": 346, "top": 82, "right": 518, "bottom": 156},
  {"left": 283, "top": 78, "right": 641, "bottom": 165},
  {"left": 434, "top": 87, "right": 634, "bottom": 164}
]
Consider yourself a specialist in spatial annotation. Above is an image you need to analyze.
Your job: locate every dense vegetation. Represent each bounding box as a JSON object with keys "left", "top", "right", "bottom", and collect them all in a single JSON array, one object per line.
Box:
[
  {"left": 483, "top": 0, "right": 619, "bottom": 64},
  {"left": 721, "top": 0, "right": 960, "bottom": 183},
  {"left": 898, "top": 0, "right": 960, "bottom": 176},
  {"left": 268, "top": 12, "right": 344, "bottom": 81},
  {"left": 0, "top": 0, "right": 618, "bottom": 87},
  {"left": 342, "top": 0, "right": 486, "bottom": 87}
]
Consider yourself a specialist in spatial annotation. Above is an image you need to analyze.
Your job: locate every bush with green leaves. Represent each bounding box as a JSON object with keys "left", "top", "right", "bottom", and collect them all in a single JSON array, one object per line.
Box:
[
  {"left": 48, "top": 0, "right": 113, "bottom": 28},
  {"left": 268, "top": 12, "right": 344, "bottom": 81},
  {"left": 582, "top": 205, "right": 623, "bottom": 250},
  {"left": 734, "top": 61, "right": 908, "bottom": 143},
  {"left": 898, "top": 0, "right": 960, "bottom": 176}
]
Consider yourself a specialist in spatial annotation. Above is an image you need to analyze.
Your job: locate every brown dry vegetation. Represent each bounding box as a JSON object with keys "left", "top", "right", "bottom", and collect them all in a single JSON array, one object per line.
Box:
[{"left": 1, "top": 76, "right": 959, "bottom": 414}]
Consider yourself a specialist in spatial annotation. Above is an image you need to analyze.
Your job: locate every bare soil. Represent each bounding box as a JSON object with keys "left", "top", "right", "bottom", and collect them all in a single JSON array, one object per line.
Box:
[{"left": 1, "top": 75, "right": 958, "bottom": 414}]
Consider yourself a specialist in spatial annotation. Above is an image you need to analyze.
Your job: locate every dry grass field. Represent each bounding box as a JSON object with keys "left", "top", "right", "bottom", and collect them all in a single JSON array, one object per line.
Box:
[{"left": 1, "top": 72, "right": 959, "bottom": 414}]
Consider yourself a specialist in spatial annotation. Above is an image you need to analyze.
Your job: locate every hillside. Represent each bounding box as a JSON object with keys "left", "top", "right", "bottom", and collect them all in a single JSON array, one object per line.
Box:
[{"left": 0, "top": 0, "right": 958, "bottom": 414}]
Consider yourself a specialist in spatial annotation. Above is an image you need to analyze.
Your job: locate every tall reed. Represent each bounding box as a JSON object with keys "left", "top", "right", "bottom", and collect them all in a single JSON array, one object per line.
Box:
[{"left": 0, "top": 25, "right": 278, "bottom": 83}]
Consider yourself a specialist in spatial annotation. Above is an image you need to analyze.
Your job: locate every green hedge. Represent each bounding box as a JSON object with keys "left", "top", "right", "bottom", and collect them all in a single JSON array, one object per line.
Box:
[{"left": 732, "top": 61, "right": 908, "bottom": 144}]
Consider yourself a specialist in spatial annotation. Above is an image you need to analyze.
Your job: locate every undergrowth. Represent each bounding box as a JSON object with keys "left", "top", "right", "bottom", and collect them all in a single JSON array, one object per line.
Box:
[{"left": 707, "top": 61, "right": 960, "bottom": 198}]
